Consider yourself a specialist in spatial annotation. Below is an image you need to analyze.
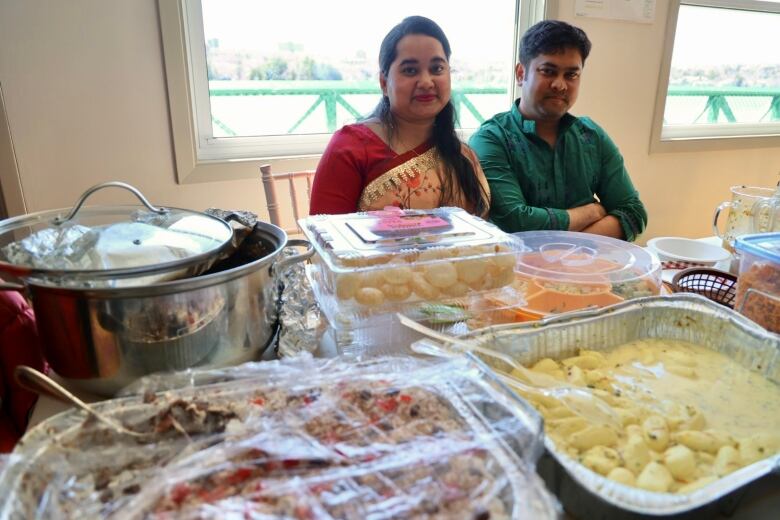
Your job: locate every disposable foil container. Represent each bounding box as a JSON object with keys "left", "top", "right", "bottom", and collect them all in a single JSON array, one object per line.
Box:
[{"left": 465, "top": 294, "right": 780, "bottom": 517}]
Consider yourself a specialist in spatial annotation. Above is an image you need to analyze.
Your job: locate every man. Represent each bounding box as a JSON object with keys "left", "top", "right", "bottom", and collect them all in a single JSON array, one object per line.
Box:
[{"left": 469, "top": 20, "right": 647, "bottom": 241}]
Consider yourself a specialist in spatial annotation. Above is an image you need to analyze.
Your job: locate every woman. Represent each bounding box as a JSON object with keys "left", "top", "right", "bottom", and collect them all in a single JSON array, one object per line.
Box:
[
  {"left": 0, "top": 287, "right": 46, "bottom": 452},
  {"left": 309, "top": 16, "right": 490, "bottom": 217}
]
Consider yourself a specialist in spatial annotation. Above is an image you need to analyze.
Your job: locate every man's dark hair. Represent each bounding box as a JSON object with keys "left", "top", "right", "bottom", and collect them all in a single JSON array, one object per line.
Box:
[{"left": 519, "top": 20, "right": 591, "bottom": 67}]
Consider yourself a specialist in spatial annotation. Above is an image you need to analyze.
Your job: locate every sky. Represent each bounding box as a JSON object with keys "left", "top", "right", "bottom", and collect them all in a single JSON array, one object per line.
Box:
[
  {"left": 201, "top": 0, "right": 780, "bottom": 70},
  {"left": 201, "top": 0, "right": 515, "bottom": 66},
  {"left": 672, "top": 4, "right": 780, "bottom": 68}
]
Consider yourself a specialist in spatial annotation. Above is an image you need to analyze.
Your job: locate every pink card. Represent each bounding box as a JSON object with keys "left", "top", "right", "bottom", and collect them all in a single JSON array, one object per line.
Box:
[{"left": 368, "top": 207, "right": 451, "bottom": 236}]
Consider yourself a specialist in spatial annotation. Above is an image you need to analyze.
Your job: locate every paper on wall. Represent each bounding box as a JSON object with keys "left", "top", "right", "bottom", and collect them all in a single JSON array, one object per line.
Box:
[{"left": 575, "top": 0, "right": 656, "bottom": 24}]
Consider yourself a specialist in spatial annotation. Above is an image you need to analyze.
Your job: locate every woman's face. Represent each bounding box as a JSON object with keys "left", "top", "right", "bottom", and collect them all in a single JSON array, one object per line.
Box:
[{"left": 380, "top": 34, "right": 451, "bottom": 125}]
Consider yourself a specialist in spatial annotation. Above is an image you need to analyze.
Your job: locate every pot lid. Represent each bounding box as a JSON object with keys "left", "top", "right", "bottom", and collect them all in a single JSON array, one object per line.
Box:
[{"left": 0, "top": 182, "right": 233, "bottom": 281}]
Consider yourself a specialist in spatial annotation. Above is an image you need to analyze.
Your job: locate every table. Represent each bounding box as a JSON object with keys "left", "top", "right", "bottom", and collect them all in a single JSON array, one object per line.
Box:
[{"left": 23, "top": 241, "right": 780, "bottom": 519}]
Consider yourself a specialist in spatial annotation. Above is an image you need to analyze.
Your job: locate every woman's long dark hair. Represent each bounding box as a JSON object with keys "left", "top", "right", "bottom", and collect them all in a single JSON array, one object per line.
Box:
[{"left": 369, "top": 16, "right": 488, "bottom": 216}]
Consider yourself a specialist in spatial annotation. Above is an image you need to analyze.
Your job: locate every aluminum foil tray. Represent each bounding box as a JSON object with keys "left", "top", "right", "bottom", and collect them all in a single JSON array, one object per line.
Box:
[
  {"left": 0, "top": 356, "right": 559, "bottom": 519},
  {"left": 464, "top": 294, "right": 780, "bottom": 517}
]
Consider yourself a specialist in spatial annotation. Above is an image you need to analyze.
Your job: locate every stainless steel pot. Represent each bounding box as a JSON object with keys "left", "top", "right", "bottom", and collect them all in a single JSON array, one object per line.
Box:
[{"left": 1, "top": 222, "right": 313, "bottom": 396}]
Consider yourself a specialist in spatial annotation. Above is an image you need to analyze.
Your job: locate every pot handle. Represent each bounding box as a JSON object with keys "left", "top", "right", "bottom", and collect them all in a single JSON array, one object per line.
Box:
[
  {"left": 273, "top": 238, "right": 315, "bottom": 277},
  {"left": 54, "top": 181, "right": 168, "bottom": 225}
]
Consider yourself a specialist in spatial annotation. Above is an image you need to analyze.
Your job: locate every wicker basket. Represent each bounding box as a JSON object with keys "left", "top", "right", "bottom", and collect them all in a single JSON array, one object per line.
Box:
[{"left": 670, "top": 267, "right": 738, "bottom": 308}]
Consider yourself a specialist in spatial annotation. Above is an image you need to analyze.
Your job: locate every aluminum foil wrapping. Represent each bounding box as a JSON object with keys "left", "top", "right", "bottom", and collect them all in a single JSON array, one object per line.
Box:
[
  {"left": 1, "top": 224, "right": 98, "bottom": 270},
  {"left": 131, "top": 208, "right": 172, "bottom": 228},
  {"left": 276, "top": 246, "right": 322, "bottom": 357},
  {"left": 203, "top": 208, "right": 258, "bottom": 265}
]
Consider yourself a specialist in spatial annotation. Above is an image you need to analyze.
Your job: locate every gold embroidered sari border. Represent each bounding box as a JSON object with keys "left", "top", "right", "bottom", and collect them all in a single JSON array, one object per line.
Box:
[{"left": 358, "top": 148, "right": 439, "bottom": 210}]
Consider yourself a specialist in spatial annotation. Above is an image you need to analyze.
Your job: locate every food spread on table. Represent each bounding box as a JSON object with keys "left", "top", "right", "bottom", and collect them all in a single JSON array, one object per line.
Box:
[{"left": 3, "top": 193, "right": 780, "bottom": 519}]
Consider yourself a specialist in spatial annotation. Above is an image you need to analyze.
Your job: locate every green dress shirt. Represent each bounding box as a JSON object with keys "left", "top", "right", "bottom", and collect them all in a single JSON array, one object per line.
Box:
[{"left": 469, "top": 101, "right": 647, "bottom": 242}]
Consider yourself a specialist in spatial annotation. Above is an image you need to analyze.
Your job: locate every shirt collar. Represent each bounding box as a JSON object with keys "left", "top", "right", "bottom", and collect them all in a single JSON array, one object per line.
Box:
[{"left": 512, "top": 99, "right": 577, "bottom": 135}]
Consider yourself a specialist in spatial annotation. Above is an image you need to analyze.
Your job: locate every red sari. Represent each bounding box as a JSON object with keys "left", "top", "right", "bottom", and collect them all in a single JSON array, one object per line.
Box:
[{"left": 310, "top": 124, "right": 489, "bottom": 216}]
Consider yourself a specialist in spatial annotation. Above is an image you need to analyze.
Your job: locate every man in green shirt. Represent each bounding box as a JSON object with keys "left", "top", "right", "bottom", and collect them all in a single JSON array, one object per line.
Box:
[{"left": 469, "top": 20, "right": 647, "bottom": 241}]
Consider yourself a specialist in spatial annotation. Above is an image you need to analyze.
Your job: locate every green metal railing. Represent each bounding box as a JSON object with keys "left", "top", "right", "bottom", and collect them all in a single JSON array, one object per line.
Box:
[
  {"left": 666, "top": 85, "right": 780, "bottom": 123},
  {"left": 208, "top": 81, "right": 780, "bottom": 135},
  {"left": 209, "top": 80, "right": 505, "bottom": 135}
]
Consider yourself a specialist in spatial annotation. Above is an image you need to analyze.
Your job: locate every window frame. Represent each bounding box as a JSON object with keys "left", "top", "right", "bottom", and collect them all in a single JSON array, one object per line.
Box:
[
  {"left": 650, "top": 0, "right": 780, "bottom": 153},
  {"left": 159, "top": 0, "right": 546, "bottom": 183}
]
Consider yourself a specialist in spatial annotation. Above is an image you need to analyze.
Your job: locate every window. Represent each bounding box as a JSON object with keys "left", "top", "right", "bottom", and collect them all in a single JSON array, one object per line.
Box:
[
  {"left": 651, "top": 0, "right": 780, "bottom": 151},
  {"left": 159, "top": 0, "right": 547, "bottom": 183}
]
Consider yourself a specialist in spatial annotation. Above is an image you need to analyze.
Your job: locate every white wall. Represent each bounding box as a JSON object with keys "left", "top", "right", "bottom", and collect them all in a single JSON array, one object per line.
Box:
[
  {"left": 0, "top": 0, "right": 778, "bottom": 242},
  {"left": 0, "top": 0, "right": 271, "bottom": 219}
]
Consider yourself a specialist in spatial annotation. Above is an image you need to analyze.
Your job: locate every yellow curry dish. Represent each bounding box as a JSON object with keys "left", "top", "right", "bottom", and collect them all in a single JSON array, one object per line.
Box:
[{"left": 503, "top": 338, "right": 780, "bottom": 494}]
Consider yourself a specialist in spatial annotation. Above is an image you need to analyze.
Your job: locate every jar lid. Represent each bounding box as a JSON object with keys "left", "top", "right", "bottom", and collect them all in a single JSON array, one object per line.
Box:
[
  {"left": 0, "top": 183, "right": 233, "bottom": 282},
  {"left": 735, "top": 232, "right": 780, "bottom": 264}
]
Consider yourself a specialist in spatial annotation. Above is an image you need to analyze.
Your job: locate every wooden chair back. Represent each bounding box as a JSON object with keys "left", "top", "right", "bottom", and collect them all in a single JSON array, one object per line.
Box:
[{"left": 260, "top": 164, "right": 315, "bottom": 235}]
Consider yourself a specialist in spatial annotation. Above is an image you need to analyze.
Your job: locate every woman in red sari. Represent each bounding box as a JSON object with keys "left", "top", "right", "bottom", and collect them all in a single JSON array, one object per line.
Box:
[{"left": 309, "top": 16, "right": 490, "bottom": 217}]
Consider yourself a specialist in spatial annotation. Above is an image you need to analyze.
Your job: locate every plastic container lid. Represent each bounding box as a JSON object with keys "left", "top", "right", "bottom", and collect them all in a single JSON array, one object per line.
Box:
[
  {"left": 0, "top": 183, "right": 233, "bottom": 282},
  {"left": 301, "top": 206, "right": 514, "bottom": 272},
  {"left": 734, "top": 232, "right": 780, "bottom": 264},
  {"left": 509, "top": 230, "right": 662, "bottom": 315}
]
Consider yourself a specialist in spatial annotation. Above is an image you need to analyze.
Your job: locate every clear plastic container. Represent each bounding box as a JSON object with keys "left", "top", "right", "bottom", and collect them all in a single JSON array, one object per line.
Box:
[
  {"left": 734, "top": 232, "right": 780, "bottom": 333},
  {"left": 485, "top": 231, "right": 662, "bottom": 320},
  {"left": 307, "top": 263, "right": 527, "bottom": 357},
  {"left": 300, "top": 207, "right": 521, "bottom": 314},
  {"left": 319, "top": 299, "right": 522, "bottom": 358}
]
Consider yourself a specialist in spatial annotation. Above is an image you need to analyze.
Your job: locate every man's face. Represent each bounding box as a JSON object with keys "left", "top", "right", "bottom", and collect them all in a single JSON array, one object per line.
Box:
[{"left": 516, "top": 47, "right": 583, "bottom": 122}]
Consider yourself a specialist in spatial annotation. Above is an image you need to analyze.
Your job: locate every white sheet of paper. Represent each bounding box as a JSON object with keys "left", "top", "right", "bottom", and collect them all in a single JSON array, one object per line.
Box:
[{"left": 575, "top": 0, "right": 656, "bottom": 24}]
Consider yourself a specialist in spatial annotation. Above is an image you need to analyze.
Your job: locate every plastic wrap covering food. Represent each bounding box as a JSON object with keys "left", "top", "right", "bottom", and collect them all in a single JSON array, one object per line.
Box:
[{"left": 0, "top": 356, "right": 559, "bottom": 519}]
